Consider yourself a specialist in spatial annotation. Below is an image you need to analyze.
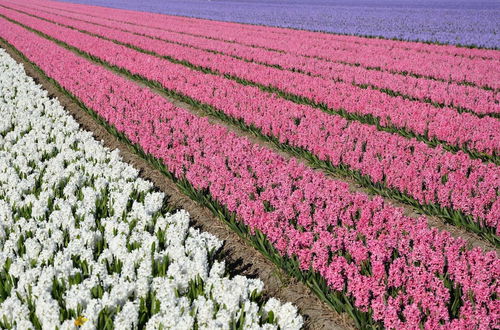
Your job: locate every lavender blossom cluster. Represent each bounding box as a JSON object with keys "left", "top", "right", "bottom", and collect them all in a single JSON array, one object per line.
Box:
[{"left": 58, "top": 0, "right": 500, "bottom": 48}]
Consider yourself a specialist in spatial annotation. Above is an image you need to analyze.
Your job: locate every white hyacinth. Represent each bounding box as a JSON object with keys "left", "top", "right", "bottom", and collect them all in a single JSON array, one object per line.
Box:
[{"left": 0, "top": 49, "right": 302, "bottom": 329}]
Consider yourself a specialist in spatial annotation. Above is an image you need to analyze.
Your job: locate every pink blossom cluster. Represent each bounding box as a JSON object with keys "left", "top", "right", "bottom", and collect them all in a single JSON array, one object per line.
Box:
[
  {"left": 2, "top": 5, "right": 499, "bottom": 231},
  {"left": 19, "top": 1, "right": 499, "bottom": 116},
  {"left": 3, "top": 4, "right": 499, "bottom": 158},
  {"left": 1, "top": 19, "right": 498, "bottom": 329},
  {"left": 23, "top": 0, "right": 500, "bottom": 90}
]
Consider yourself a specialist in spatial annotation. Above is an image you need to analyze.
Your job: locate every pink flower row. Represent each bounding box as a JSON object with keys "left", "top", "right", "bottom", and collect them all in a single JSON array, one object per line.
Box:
[
  {"left": 2, "top": 18, "right": 498, "bottom": 329},
  {"left": 3, "top": 5, "right": 500, "bottom": 159},
  {"left": 23, "top": 0, "right": 500, "bottom": 89},
  {"left": 4, "top": 6, "right": 499, "bottom": 230},
  {"left": 22, "top": 0, "right": 500, "bottom": 116}
]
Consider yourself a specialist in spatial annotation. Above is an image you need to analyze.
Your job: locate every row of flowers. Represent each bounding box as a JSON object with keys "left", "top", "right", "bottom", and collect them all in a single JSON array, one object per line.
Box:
[
  {"left": 0, "top": 48, "right": 302, "bottom": 330},
  {"left": 22, "top": 1, "right": 499, "bottom": 117},
  {"left": 5, "top": 4, "right": 500, "bottom": 160},
  {"left": 2, "top": 20, "right": 497, "bottom": 329},
  {"left": 22, "top": 0, "right": 500, "bottom": 90},
  {"left": 25, "top": 0, "right": 500, "bottom": 61},
  {"left": 1, "top": 12, "right": 497, "bottom": 238}
]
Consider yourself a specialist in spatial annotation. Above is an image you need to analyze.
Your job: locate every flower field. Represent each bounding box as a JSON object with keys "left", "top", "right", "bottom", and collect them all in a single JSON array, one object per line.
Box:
[
  {"left": 0, "top": 48, "right": 303, "bottom": 329},
  {"left": 0, "top": 0, "right": 498, "bottom": 329}
]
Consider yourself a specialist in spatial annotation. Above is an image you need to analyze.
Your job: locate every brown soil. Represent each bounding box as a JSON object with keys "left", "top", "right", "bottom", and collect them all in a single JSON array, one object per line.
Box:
[{"left": 0, "top": 41, "right": 352, "bottom": 330}]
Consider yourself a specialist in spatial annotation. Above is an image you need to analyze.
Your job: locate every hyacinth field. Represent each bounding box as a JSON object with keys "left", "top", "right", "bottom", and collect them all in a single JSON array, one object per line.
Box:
[{"left": 0, "top": 0, "right": 498, "bottom": 329}]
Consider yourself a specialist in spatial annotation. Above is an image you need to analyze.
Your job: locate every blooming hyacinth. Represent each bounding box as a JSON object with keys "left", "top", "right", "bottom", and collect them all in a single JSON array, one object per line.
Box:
[
  {"left": 23, "top": 1, "right": 497, "bottom": 116},
  {"left": 0, "top": 49, "right": 303, "bottom": 329},
  {"left": 1, "top": 16, "right": 498, "bottom": 329},
  {"left": 5, "top": 4, "right": 499, "bottom": 157},
  {"left": 2, "top": 4, "right": 498, "bottom": 233}
]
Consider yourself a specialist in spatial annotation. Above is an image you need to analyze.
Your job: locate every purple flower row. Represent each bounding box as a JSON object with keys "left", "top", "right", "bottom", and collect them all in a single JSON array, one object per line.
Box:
[{"left": 54, "top": 0, "right": 500, "bottom": 49}]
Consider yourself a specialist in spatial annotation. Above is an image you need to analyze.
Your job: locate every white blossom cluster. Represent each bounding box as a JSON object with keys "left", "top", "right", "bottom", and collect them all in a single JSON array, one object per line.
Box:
[{"left": 0, "top": 49, "right": 303, "bottom": 330}]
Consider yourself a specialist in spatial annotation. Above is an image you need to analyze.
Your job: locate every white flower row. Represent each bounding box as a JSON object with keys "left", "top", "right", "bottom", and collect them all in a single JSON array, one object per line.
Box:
[{"left": 0, "top": 49, "right": 303, "bottom": 330}]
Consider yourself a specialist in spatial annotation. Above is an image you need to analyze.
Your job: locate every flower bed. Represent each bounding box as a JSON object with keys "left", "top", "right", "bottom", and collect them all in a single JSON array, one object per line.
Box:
[
  {"left": 1, "top": 9, "right": 498, "bottom": 240},
  {"left": 0, "top": 19, "right": 497, "bottom": 329},
  {"left": 23, "top": 0, "right": 500, "bottom": 84},
  {"left": 19, "top": 1, "right": 500, "bottom": 116},
  {"left": 4, "top": 4, "right": 500, "bottom": 159}
]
